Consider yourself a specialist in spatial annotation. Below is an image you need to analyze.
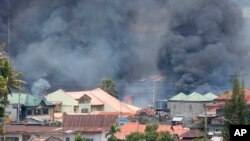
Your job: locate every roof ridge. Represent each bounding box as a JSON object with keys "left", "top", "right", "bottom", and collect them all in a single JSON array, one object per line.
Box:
[{"left": 90, "top": 88, "right": 134, "bottom": 113}]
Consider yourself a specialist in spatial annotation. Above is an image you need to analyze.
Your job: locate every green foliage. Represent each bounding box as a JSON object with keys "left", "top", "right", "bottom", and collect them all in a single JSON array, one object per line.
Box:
[
  {"left": 126, "top": 132, "right": 144, "bottom": 141},
  {"left": 145, "top": 124, "right": 159, "bottom": 132},
  {"left": 52, "top": 121, "right": 62, "bottom": 127},
  {"left": 75, "top": 133, "right": 87, "bottom": 141},
  {"left": 145, "top": 131, "right": 158, "bottom": 141},
  {"left": 157, "top": 131, "right": 175, "bottom": 141},
  {"left": 144, "top": 125, "right": 158, "bottom": 141},
  {"left": 0, "top": 45, "right": 25, "bottom": 139},
  {"left": 195, "top": 119, "right": 205, "bottom": 133},
  {"left": 222, "top": 73, "right": 247, "bottom": 141},
  {"left": 125, "top": 124, "right": 175, "bottom": 141},
  {"left": 101, "top": 79, "right": 117, "bottom": 97},
  {"left": 105, "top": 124, "right": 120, "bottom": 141}
]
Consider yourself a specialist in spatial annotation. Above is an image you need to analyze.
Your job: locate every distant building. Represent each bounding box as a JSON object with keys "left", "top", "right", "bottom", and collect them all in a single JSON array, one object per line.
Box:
[
  {"left": 168, "top": 92, "right": 217, "bottom": 121},
  {"left": 46, "top": 88, "right": 139, "bottom": 119},
  {"left": 6, "top": 93, "right": 55, "bottom": 122},
  {"left": 3, "top": 114, "right": 118, "bottom": 141},
  {"left": 204, "top": 88, "right": 250, "bottom": 131}
]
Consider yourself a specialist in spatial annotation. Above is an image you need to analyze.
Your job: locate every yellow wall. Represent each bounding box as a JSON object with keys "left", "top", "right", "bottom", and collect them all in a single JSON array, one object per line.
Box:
[{"left": 46, "top": 89, "right": 78, "bottom": 114}]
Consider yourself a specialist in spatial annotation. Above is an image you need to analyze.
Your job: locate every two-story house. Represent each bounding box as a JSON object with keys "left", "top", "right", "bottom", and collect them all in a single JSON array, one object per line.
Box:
[
  {"left": 46, "top": 88, "right": 139, "bottom": 118},
  {"left": 6, "top": 93, "right": 55, "bottom": 122}
]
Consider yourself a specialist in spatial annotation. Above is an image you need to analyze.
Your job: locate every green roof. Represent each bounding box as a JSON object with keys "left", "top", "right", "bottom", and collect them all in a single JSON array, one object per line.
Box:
[
  {"left": 204, "top": 92, "right": 218, "bottom": 100},
  {"left": 187, "top": 92, "right": 211, "bottom": 101},
  {"left": 169, "top": 93, "right": 188, "bottom": 101},
  {"left": 8, "top": 93, "right": 53, "bottom": 107}
]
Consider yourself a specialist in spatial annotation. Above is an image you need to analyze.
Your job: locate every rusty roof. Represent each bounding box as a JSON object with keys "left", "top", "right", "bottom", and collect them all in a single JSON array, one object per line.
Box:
[
  {"left": 63, "top": 114, "right": 118, "bottom": 130},
  {"left": 6, "top": 125, "right": 63, "bottom": 134},
  {"left": 180, "top": 130, "right": 203, "bottom": 139}
]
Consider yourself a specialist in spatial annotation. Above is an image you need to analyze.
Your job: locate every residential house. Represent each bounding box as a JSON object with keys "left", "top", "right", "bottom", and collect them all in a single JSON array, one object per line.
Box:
[
  {"left": 63, "top": 114, "right": 118, "bottom": 141},
  {"left": 3, "top": 114, "right": 118, "bottom": 141},
  {"left": 46, "top": 88, "right": 139, "bottom": 119},
  {"left": 168, "top": 92, "right": 217, "bottom": 122},
  {"left": 203, "top": 88, "right": 250, "bottom": 131},
  {"left": 2, "top": 126, "right": 63, "bottom": 141},
  {"left": 115, "top": 122, "right": 190, "bottom": 140},
  {"left": 6, "top": 93, "right": 55, "bottom": 122}
]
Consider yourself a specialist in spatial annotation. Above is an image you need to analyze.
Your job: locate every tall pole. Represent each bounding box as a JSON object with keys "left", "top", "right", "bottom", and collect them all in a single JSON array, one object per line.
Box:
[
  {"left": 7, "top": 0, "right": 10, "bottom": 53},
  {"left": 17, "top": 94, "right": 20, "bottom": 122},
  {"left": 204, "top": 104, "right": 208, "bottom": 141},
  {"left": 152, "top": 81, "right": 156, "bottom": 107}
]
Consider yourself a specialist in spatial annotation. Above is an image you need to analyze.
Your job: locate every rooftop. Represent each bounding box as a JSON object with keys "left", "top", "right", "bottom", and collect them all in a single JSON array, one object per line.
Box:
[
  {"left": 8, "top": 93, "right": 53, "bottom": 107},
  {"left": 66, "top": 88, "right": 139, "bottom": 113},
  {"left": 169, "top": 92, "right": 215, "bottom": 102},
  {"left": 115, "top": 122, "right": 189, "bottom": 140},
  {"left": 215, "top": 89, "right": 250, "bottom": 103},
  {"left": 63, "top": 114, "right": 118, "bottom": 131}
]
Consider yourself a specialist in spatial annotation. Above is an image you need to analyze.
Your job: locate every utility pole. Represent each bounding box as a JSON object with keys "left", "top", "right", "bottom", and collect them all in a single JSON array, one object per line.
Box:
[
  {"left": 17, "top": 94, "right": 20, "bottom": 122},
  {"left": 152, "top": 81, "right": 156, "bottom": 108},
  {"left": 204, "top": 104, "right": 208, "bottom": 141}
]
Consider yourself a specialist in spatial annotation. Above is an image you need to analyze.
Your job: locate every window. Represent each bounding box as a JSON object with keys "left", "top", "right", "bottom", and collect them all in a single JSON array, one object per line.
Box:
[
  {"left": 34, "top": 109, "right": 41, "bottom": 115},
  {"left": 27, "top": 109, "right": 32, "bottom": 115},
  {"left": 22, "top": 135, "right": 31, "bottom": 141},
  {"left": 79, "top": 98, "right": 90, "bottom": 104},
  {"left": 81, "top": 108, "right": 89, "bottom": 113},
  {"left": 86, "top": 139, "right": 94, "bottom": 141},
  {"left": 43, "top": 108, "right": 49, "bottom": 115},
  {"left": 66, "top": 137, "right": 70, "bottom": 141}
]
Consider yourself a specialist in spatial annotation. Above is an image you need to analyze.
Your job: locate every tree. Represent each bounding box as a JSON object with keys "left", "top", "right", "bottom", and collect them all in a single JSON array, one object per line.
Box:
[
  {"left": 221, "top": 73, "right": 246, "bottom": 141},
  {"left": 75, "top": 133, "right": 87, "bottom": 141},
  {"left": 144, "top": 125, "right": 158, "bottom": 141},
  {"left": 0, "top": 60, "right": 25, "bottom": 140},
  {"left": 195, "top": 119, "right": 205, "bottom": 133},
  {"left": 105, "top": 124, "right": 120, "bottom": 141},
  {"left": 126, "top": 132, "right": 144, "bottom": 141},
  {"left": 0, "top": 45, "right": 25, "bottom": 140},
  {"left": 101, "top": 79, "right": 117, "bottom": 97},
  {"left": 157, "top": 131, "right": 175, "bottom": 141}
]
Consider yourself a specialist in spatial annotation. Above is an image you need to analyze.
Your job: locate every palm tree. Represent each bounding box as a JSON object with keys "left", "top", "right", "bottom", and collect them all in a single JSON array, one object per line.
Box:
[
  {"left": 0, "top": 59, "right": 25, "bottom": 140},
  {"left": 101, "top": 79, "right": 117, "bottom": 98},
  {"left": 105, "top": 124, "right": 120, "bottom": 141}
]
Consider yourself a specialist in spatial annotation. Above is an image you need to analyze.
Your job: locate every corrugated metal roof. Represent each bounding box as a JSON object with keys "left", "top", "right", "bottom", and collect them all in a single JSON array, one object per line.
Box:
[
  {"left": 169, "top": 93, "right": 187, "bottom": 101},
  {"left": 63, "top": 114, "right": 117, "bottom": 130},
  {"left": 8, "top": 93, "right": 53, "bottom": 107},
  {"left": 204, "top": 92, "right": 218, "bottom": 100},
  {"left": 187, "top": 92, "right": 211, "bottom": 102}
]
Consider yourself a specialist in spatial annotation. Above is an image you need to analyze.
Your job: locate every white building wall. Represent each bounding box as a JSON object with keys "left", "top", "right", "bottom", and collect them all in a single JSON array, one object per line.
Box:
[
  {"left": 168, "top": 101, "right": 212, "bottom": 119},
  {"left": 64, "top": 132, "right": 107, "bottom": 141}
]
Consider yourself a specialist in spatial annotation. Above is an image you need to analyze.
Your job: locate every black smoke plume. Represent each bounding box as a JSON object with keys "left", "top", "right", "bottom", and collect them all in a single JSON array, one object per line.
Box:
[{"left": 158, "top": 0, "right": 247, "bottom": 92}]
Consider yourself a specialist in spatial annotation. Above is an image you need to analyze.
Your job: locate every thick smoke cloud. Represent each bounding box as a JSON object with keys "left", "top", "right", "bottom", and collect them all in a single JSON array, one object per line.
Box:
[
  {"left": 158, "top": 0, "right": 248, "bottom": 92},
  {"left": 0, "top": 0, "right": 249, "bottom": 96},
  {"left": 3, "top": 0, "right": 142, "bottom": 90}
]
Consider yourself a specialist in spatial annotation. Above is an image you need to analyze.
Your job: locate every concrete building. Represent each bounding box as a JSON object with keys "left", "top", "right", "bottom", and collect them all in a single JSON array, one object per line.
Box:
[
  {"left": 168, "top": 92, "right": 217, "bottom": 121},
  {"left": 46, "top": 88, "right": 139, "bottom": 120},
  {"left": 2, "top": 114, "right": 118, "bottom": 141},
  {"left": 6, "top": 93, "right": 55, "bottom": 122}
]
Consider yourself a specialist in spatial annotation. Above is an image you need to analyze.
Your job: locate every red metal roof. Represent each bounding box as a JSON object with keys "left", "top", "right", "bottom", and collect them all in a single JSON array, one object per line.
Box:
[
  {"left": 63, "top": 114, "right": 118, "bottom": 131},
  {"left": 215, "top": 88, "right": 250, "bottom": 103}
]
